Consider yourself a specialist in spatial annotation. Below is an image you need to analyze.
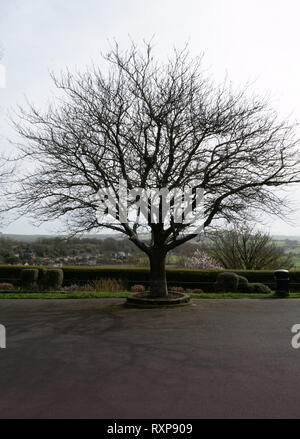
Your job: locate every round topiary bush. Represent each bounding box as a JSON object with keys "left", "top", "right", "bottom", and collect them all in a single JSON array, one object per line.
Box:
[
  {"left": 237, "top": 275, "right": 249, "bottom": 293},
  {"left": 214, "top": 272, "right": 239, "bottom": 292},
  {"left": 192, "top": 288, "right": 204, "bottom": 294},
  {"left": 131, "top": 284, "right": 145, "bottom": 293},
  {"left": 247, "top": 283, "right": 273, "bottom": 294},
  {"left": 0, "top": 282, "right": 14, "bottom": 291},
  {"left": 21, "top": 269, "right": 39, "bottom": 290},
  {"left": 37, "top": 268, "right": 48, "bottom": 291}
]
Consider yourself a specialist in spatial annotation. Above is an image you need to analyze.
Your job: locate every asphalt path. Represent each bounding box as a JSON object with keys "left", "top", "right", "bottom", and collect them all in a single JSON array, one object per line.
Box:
[{"left": 0, "top": 298, "right": 300, "bottom": 418}]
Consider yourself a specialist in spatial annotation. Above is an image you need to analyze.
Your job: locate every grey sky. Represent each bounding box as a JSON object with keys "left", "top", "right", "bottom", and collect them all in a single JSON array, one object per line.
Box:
[{"left": 1, "top": 0, "right": 300, "bottom": 235}]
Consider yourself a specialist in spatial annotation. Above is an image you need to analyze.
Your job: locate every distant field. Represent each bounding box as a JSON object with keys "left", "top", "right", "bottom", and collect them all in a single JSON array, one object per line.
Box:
[
  {"left": 292, "top": 257, "right": 300, "bottom": 269},
  {"left": 273, "top": 239, "right": 300, "bottom": 268},
  {"left": 273, "top": 240, "right": 286, "bottom": 247}
]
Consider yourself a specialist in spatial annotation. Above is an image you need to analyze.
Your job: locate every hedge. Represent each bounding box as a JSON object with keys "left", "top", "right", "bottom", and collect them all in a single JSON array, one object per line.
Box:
[{"left": 1, "top": 265, "right": 300, "bottom": 291}]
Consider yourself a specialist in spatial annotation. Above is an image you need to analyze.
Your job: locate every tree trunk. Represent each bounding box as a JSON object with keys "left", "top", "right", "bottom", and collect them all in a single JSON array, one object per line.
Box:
[{"left": 149, "top": 250, "right": 168, "bottom": 297}]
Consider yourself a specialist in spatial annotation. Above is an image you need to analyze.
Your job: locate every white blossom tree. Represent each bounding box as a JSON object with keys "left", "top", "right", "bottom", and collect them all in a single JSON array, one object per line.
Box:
[{"left": 185, "top": 249, "right": 223, "bottom": 269}]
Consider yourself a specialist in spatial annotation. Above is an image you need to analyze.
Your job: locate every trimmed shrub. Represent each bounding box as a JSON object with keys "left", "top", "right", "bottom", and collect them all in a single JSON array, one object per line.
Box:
[
  {"left": 237, "top": 275, "right": 249, "bottom": 293},
  {"left": 0, "top": 282, "right": 14, "bottom": 291},
  {"left": 191, "top": 288, "right": 204, "bottom": 294},
  {"left": 37, "top": 268, "right": 48, "bottom": 290},
  {"left": 131, "top": 284, "right": 145, "bottom": 293},
  {"left": 214, "top": 272, "right": 239, "bottom": 292},
  {"left": 47, "top": 269, "right": 63, "bottom": 290},
  {"left": 3, "top": 265, "right": 300, "bottom": 291},
  {"left": 38, "top": 269, "right": 63, "bottom": 291},
  {"left": 247, "top": 283, "right": 273, "bottom": 294},
  {"left": 21, "top": 269, "right": 39, "bottom": 290}
]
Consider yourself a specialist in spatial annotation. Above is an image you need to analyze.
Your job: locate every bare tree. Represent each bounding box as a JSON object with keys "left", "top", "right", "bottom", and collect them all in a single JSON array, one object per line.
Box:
[
  {"left": 0, "top": 52, "right": 15, "bottom": 225},
  {"left": 10, "top": 42, "right": 300, "bottom": 297},
  {"left": 0, "top": 153, "right": 15, "bottom": 223},
  {"left": 205, "top": 224, "right": 294, "bottom": 270}
]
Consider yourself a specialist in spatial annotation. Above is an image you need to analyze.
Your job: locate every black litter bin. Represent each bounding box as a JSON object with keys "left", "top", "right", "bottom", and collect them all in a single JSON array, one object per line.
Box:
[{"left": 274, "top": 269, "right": 289, "bottom": 297}]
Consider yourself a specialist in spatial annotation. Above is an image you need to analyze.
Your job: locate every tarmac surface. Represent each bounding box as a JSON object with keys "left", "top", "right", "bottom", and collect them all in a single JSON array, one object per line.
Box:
[{"left": 1, "top": 298, "right": 300, "bottom": 418}]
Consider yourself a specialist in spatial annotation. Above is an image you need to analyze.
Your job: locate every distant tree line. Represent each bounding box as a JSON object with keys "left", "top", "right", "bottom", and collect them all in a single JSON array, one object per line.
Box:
[
  {"left": 0, "top": 229, "right": 296, "bottom": 269},
  {"left": 0, "top": 236, "right": 137, "bottom": 265},
  {"left": 0, "top": 235, "right": 197, "bottom": 266}
]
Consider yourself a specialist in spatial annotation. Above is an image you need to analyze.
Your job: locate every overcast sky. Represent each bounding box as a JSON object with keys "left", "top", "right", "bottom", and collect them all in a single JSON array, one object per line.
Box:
[{"left": 1, "top": 0, "right": 300, "bottom": 235}]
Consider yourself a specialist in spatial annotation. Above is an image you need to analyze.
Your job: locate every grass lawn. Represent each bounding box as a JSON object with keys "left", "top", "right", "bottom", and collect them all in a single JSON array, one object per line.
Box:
[{"left": 1, "top": 291, "right": 300, "bottom": 299}]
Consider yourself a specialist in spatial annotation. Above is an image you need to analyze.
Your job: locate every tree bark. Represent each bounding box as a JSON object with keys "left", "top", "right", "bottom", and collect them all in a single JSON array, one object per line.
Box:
[{"left": 149, "top": 250, "right": 168, "bottom": 297}]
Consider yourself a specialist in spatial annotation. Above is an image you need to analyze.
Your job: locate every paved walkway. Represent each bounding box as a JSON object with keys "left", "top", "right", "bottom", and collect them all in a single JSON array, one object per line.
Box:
[{"left": 1, "top": 298, "right": 300, "bottom": 418}]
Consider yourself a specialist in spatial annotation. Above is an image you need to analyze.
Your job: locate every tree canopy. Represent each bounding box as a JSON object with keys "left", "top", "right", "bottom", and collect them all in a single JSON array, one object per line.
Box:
[
  {"left": 205, "top": 224, "right": 294, "bottom": 270},
  {"left": 9, "top": 42, "right": 300, "bottom": 296}
]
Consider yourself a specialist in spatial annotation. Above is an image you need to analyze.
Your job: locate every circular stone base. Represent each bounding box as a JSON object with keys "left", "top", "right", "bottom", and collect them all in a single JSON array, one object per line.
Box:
[{"left": 125, "top": 291, "right": 191, "bottom": 308}]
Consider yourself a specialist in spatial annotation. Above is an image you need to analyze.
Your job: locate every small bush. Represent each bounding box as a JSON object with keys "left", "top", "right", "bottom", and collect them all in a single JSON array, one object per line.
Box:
[
  {"left": 247, "top": 283, "right": 273, "bottom": 294},
  {"left": 237, "top": 275, "right": 249, "bottom": 293},
  {"left": 191, "top": 288, "right": 204, "bottom": 294},
  {"left": 131, "top": 284, "right": 145, "bottom": 293},
  {"left": 214, "top": 272, "right": 239, "bottom": 292},
  {"left": 0, "top": 282, "right": 14, "bottom": 291},
  {"left": 90, "top": 278, "right": 125, "bottom": 292},
  {"left": 21, "top": 269, "right": 39, "bottom": 290}
]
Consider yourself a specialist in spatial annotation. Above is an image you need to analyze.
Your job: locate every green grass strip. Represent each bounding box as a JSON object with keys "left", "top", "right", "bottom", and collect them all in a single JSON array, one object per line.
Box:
[
  {"left": 0, "top": 291, "right": 300, "bottom": 299},
  {"left": 0, "top": 291, "right": 129, "bottom": 299}
]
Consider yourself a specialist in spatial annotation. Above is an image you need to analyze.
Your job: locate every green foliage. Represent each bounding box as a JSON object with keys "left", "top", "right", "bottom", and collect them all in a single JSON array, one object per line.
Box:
[
  {"left": 37, "top": 268, "right": 48, "bottom": 290},
  {"left": 0, "top": 292, "right": 129, "bottom": 299},
  {"left": 0, "top": 235, "right": 139, "bottom": 266},
  {"left": 0, "top": 233, "right": 299, "bottom": 269},
  {"left": 237, "top": 275, "right": 249, "bottom": 293},
  {"left": 214, "top": 272, "right": 239, "bottom": 292},
  {"left": 0, "top": 291, "right": 288, "bottom": 299},
  {"left": 20, "top": 269, "right": 38, "bottom": 290},
  {"left": 247, "top": 283, "right": 273, "bottom": 294},
  {"left": 38, "top": 269, "right": 64, "bottom": 291},
  {"left": 3, "top": 265, "right": 300, "bottom": 291}
]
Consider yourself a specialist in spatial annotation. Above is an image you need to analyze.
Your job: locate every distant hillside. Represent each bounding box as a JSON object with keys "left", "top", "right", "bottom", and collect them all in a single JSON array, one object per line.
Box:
[
  {"left": 1, "top": 232, "right": 300, "bottom": 243},
  {"left": 272, "top": 235, "right": 300, "bottom": 241},
  {"left": 0, "top": 233, "right": 123, "bottom": 242}
]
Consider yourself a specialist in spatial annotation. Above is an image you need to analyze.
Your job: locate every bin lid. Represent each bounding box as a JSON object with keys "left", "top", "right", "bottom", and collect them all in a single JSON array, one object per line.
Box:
[{"left": 274, "top": 269, "right": 289, "bottom": 273}]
